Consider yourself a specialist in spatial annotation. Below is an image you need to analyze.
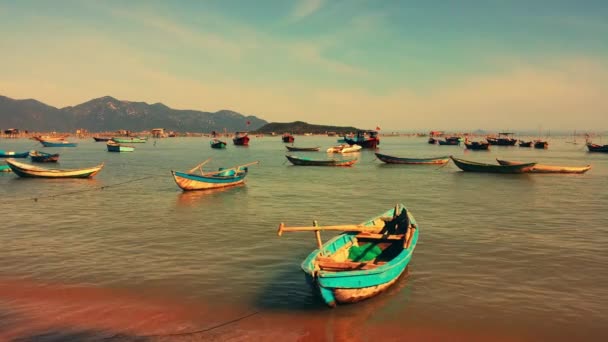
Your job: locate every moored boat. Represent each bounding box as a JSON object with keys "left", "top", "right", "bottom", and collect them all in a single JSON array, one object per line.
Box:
[
  {"left": 344, "top": 130, "right": 379, "bottom": 149},
  {"left": 0, "top": 164, "right": 11, "bottom": 172},
  {"left": 107, "top": 141, "right": 135, "bottom": 152},
  {"left": 171, "top": 160, "right": 258, "bottom": 191},
  {"left": 111, "top": 137, "right": 147, "bottom": 144},
  {"left": 29, "top": 150, "right": 60, "bottom": 162},
  {"left": 210, "top": 139, "right": 227, "bottom": 149},
  {"left": 586, "top": 143, "right": 608, "bottom": 153},
  {"left": 438, "top": 137, "right": 461, "bottom": 145},
  {"left": 326, "top": 144, "right": 362, "bottom": 153},
  {"left": 486, "top": 133, "right": 517, "bottom": 146},
  {"left": 233, "top": 132, "right": 250, "bottom": 146},
  {"left": 519, "top": 140, "right": 532, "bottom": 147},
  {"left": 5, "top": 158, "right": 103, "bottom": 178},
  {"left": 0, "top": 150, "right": 30, "bottom": 158},
  {"left": 285, "top": 154, "right": 358, "bottom": 166},
  {"left": 464, "top": 141, "right": 490, "bottom": 150},
  {"left": 40, "top": 139, "right": 78, "bottom": 147},
  {"left": 286, "top": 146, "right": 321, "bottom": 152},
  {"left": 93, "top": 136, "right": 111, "bottom": 142},
  {"left": 282, "top": 133, "right": 295, "bottom": 143},
  {"left": 375, "top": 153, "right": 450, "bottom": 165},
  {"left": 277, "top": 204, "right": 418, "bottom": 307},
  {"left": 450, "top": 156, "right": 535, "bottom": 173},
  {"left": 534, "top": 140, "right": 548, "bottom": 149},
  {"left": 496, "top": 159, "right": 591, "bottom": 174}
]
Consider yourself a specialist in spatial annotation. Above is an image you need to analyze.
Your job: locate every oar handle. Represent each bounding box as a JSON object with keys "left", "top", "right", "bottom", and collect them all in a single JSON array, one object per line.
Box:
[{"left": 277, "top": 223, "right": 384, "bottom": 236}]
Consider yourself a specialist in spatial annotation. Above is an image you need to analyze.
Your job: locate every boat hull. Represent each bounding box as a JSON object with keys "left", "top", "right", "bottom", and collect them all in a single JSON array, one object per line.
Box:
[
  {"left": 286, "top": 146, "right": 320, "bottom": 152},
  {"left": 93, "top": 137, "right": 111, "bottom": 142},
  {"left": 0, "top": 151, "right": 29, "bottom": 158},
  {"left": 29, "top": 151, "right": 60, "bottom": 162},
  {"left": 107, "top": 143, "right": 135, "bottom": 152},
  {"left": 5, "top": 159, "right": 103, "bottom": 178},
  {"left": 111, "top": 137, "right": 147, "bottom": 143},
  {"left": 171, "top": 170, "right": 247, "bottom": 191},
  {"left": 40, "top": 140, "right": 77, "bottom": 147},
  {"left": 301, "top": 204, "right": 418, "bottom": 307},
  {"left": 496, "top": 159, "right": 591, "bottom": 174},
  {"left": 210, "top": 141, "right": 227, "bottom": 149},
  {"left": 375, "top": 153, "right": 449, "bottom": 165},
  {"left": 464, "top": 142, "right": 490, "bottom": 150},
  {"left": 586, "top": 143, "right": 608, "bottom": 153},
  {"left": 451, "top": 157, "right": 535, "bottom": 173},
  {"left": 285, "top": 155, "right": 358, "bottom": 166},
  {"left": 282, "top": 135, "right": 295, "bottom": 143}
]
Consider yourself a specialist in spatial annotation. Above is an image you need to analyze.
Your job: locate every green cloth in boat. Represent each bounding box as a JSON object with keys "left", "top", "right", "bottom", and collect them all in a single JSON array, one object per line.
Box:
[{"left": 348, "top": 244, "right": 383, "bottom": 262}]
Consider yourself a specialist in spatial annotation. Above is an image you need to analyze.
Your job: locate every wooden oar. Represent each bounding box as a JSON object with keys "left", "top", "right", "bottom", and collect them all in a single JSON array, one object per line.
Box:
[
  {"left": 201, "top": 160, "right": 259, "bottom": 176},
  {"left": 188, "top": 158, "right": 212, "bottom": 174},
  {"left": 277, "top": 222, "right": 385, "bottom": 236}
]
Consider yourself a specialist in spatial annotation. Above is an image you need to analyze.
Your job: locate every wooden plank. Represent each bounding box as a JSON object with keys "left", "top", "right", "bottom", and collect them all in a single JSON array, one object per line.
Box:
[
  {"left": 355, "top": 233, "right": 405, "bottom": 240},
  {"left": 317, "top": 257, "right": 386, "bottom": 271}
]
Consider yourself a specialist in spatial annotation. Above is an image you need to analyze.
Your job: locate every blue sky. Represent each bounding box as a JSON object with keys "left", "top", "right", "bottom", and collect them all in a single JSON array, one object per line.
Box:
[{"left": 1, "top": 0, "right": 607, "bottom": 130}]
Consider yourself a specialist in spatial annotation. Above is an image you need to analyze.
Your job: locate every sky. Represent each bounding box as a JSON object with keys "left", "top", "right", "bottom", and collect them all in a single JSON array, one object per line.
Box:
[{"left": 1, "top": 0, "right": 607, "bottom": 131}]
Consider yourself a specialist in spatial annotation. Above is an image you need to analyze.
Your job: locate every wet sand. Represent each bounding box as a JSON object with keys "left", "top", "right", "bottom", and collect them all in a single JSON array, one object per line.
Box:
[{"left": 0, "top": 278, "right": 550, "bottom": 342}]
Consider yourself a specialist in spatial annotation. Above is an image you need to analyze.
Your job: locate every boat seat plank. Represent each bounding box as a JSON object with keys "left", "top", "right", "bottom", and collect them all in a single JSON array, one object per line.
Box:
[
  {"left": 355, "top": 233, "right": 405, "bottom": 240},
  {"left": 316, "top": 257, "right": 386, "bottom": 271}
]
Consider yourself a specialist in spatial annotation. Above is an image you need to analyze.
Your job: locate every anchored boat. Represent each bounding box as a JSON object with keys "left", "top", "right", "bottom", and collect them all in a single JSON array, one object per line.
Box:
[
  {"left": 375, "top": 153, "right": 450, "bottom": 165},
  {"left": 5, "top": 158, "right": 103, "bottom": 178}
]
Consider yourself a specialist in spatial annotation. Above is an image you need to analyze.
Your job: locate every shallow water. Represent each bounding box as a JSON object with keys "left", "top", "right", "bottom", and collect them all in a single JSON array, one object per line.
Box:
[{"left": 1, "top": 136, "right": 607, "bottom": 340}]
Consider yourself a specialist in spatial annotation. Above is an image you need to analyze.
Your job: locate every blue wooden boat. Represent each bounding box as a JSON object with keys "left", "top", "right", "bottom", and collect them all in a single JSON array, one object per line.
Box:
[
  {"left": 106, "top": 141, "right": 135, "bottom": 152},
  {"left": 171, "top": 160, "right": 258, "bottom": 191},
  {"left": 286, "top": 155, "right": 358, "bottom": 166},
  {"left": 278, "top": 204, "right": 418, "bottom": 307},
  {"left": 375, "top": 153, "right": 450, "bottom": 165},
  {"left": 29, "top": 150, "right": 60, "bottom": 162},
  {"left": 210, "top": 139, "right": 227, "bottom": 149},
  {"left": 40, "top": 140, "right": 77, "bottom": 147},
  {"left": 0, "top": 150, "right": 30, "bottom": 158},
  {"left": 111, "top": 137, "right": 147, "bottom": 144},
  {"left": 0, "top": 164, "right": 11, "bottom": 172},
  {"left": 451, "top": 156, "right": 535, "bottom": 173}
]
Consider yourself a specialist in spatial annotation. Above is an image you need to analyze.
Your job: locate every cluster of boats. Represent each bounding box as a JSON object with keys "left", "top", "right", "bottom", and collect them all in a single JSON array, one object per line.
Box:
[{"left": 429, "top": 133, "right": 551, "bottom": 150}]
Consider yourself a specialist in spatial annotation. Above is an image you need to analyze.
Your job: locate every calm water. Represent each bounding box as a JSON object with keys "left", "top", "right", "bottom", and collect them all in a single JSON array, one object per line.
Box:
[{"left": 1, "top": 136, "right": 607, "bottom": 341}]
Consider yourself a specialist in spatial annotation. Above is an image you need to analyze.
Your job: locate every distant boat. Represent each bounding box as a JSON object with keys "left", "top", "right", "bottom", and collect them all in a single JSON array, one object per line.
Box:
[
  {"left": 282, "top": 133, "right": 295, "bottom": 143},
  {"left": 450, "top": 156, "right": 535, "bottom": 173},
  {"left": 326, "top": 144, "right": 362, "bottom": 153},
  {"left": 107, "top": 141, "right": 135, "bottom": 152},
  {"left": 286, "top": 146, "right": 320, "bottom": 152},
  {"left": 496, "top": 159, "right": 591, "bottom": 174},
  {"left": 233, "top": 132, "right": 250, "bottom": 146},
  {"left": 586, "top": 143, "right": 608, "bottom": 153},
  {"left": 171, "top": 160, "right": 258, "bottom": 191},
  {"left": 210, "top": 139, "right": 227, "bottom": 149},
  {"left": 5, "top": 158, "right": 103, "bottom": 178},
  {"left": 428, "top": 137, "right": 438, "bottom": 144},
  {"left": 518, "top": 140, "right": 532, "bottom": 147},
  {"left": 29, "top": 150, "right": 59, "bottom": 162},
  {"left": 285, "top": 155, "right": 358, "bottom": 167},
  {"left": 277, "top": 204, "right": 418, "bottom": 307},
  {"left": 111, "top": 137, "right": 147, "bottom": 144},
  {"left": 93, "top": 136, "right": 111, "bottom": 142},
  {"left": 40, "top": 139, "right": 77, "bottom": 147},
  {"left": 344, "top": 130, "right": 379, "bottom": 149},
  {"left": 534, "top": 140, "right": 548, "bottom": 149},
  {"left": 375, "top": 153, "right": 450, "bottom": 165},
  {"left": 486, "top": 133, "right": 517, "bottom": 146},
  {"left": 0, "top": 150, "right": 30, "bottom": 158},
  {"left": 464, "top": 141, "right": 490, "bottom": 150},
  {"left": 438, "top": 137, "right": 460, "bottom": 146}
]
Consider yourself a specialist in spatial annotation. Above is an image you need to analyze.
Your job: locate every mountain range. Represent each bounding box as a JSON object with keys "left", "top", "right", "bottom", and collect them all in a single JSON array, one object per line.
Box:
[{"left": 0, "top": 95, "right": 267, "bottom": 132}]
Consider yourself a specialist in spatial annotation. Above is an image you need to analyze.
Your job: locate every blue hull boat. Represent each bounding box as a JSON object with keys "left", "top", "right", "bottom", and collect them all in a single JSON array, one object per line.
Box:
[
  {"left": 0, "top": 150, "right": 29, "bottom": 158},
  {"left": 282, "top": 204, "right": 419, "bottom": 307},
  {"left": 40, "top": 140, "right": 77, "bottom": 147}
]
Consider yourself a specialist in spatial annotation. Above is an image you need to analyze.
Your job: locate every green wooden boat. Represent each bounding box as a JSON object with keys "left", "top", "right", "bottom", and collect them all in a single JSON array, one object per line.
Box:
[
  {"left": 111, "top": 137, "right": 147, "bottom": 143},
  {"left": 450, "top": 156, "right": 535, "bottom": 173}
]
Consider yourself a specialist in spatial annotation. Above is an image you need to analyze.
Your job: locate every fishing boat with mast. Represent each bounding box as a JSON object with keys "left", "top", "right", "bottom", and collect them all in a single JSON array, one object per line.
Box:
[
  {"left": 277, "top": 204, "right": 419, "bottom": 307},
  {"left": 171, "top": 159, "right": 258, "bottom": 191}
]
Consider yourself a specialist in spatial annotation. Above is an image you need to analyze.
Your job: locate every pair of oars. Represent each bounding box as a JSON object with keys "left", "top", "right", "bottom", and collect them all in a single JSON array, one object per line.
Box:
[{"left": 277, "top": 220, "right": 386, "bottom": 249}]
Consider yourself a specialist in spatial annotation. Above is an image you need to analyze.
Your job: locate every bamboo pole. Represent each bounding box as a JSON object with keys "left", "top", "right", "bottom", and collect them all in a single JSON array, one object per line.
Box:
[
  {"left": 313, "top": 220, "right": 323, "bottom": 250},
  {"left": 201, "top": 160, "right": 259, "bottom": 176},
  {"left": 277, "top": 222, "right": 385, "bottom": 236},
  {"left": 188, "top": 158, "right": 212, "bottom": 173}
]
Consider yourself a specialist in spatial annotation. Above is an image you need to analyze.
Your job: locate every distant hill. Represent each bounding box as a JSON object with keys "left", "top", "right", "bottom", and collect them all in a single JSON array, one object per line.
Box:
[
  {"left": 253, "top": 121, "right": 360, "bottom": 134},
  {"left": 0, "top": 95, "right": 267, "bottom": 132}
]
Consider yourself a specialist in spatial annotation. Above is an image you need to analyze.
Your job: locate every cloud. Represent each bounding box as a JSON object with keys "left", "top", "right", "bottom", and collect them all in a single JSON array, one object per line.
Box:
[{"left": 291, "top": 0, "right": 324, "bottom": 20}]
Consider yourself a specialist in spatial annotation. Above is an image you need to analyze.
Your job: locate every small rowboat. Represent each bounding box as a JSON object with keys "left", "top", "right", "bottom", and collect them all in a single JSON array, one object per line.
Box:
[
  {"left": 40, "top": 140, "right": 77, "bottom": 147},
  {"left": 0, "top": 164, "right": 11, "bottom": 172},
  {"left": 111, "top": 137, "right": 147, "bottom": 144},
  {"left": 210, "top": 139, "right": 227, "bottom": 149},
  {"left": 278, "top": 204, "right": 418, "bottom": 307},
  {"left": 93, "top": 136, "right": 111, "bottom": 142},
  {"left": 438, "top": 138, "right": 460, "bottom": 146},
  {"left": 496, "top": 159, "right": 591, "bottom": 174},
  {"left": 519, "top": 140, "right": 532, "bottom": 147},
  {"left": 171, "top": 160, "right": 258, "bottom": 191},
  {"left": 5, "top": 158, "right": 103, "bottom": 178},
  {"left": 0, "top": 150, "right": 30, "bottom": 158},
  {"left": 450, "top": 156, "right": 535, "bottom": 173},
  {"left": 286, "top": 146, "right": 321, "bottom": 152},
  {"left": 534, "top": 140, "right": 548, "bottom": 149},
  {"left": 375, "top": 153, "right": 450, "bottom": 165},
  {"left": 326, "top": 144, "right": 362, "bottom": 153},
  {"left": 282, "top": 133, "right": 295, "bottom": 143},
  {"left": 29, "top": 150, "right": 59, "bottom": 162},
  {"left": 587, "top": 143, "right": 608, "bottom": 153},
  {"left": 285, "top": 155, "right": 358, "bottom": 167},
  {"left": 464, "top": 141, "right": 490, "bottom": 150},
  {"left": 107, "top": 141, "right": 135, "bottom": 152}
]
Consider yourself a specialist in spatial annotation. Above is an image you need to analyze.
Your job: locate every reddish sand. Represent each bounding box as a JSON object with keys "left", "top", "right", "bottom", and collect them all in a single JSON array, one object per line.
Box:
[{"left": 0, "top": 278, "right": 542, "bottom": 341}]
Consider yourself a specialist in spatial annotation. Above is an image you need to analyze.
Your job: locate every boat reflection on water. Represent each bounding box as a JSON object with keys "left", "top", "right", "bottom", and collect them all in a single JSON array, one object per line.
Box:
[{"left": 175, "top": 184, "right": 247, "bottom": 207}]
